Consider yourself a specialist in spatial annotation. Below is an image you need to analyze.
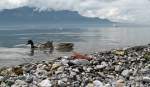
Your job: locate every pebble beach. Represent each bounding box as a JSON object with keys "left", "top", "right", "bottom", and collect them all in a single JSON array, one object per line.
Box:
[{"left": 0, "top": 45, "right": 150, "bottom": 87}]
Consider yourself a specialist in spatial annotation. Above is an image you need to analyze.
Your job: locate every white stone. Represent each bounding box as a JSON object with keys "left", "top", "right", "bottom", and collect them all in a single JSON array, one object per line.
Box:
[
  {"left": 96, "top": 62, "right": 107, "bottom": 69},
  {"left": 61, "top": 73, "right": 67, "bottom": 78},
  {"left": 37, "top": 64, "right": 43, "bottom": 69},
  {"left": 87, "top": 67, "right": 92, "bottom": 72},
  {"left": 61, "top": 59, "right": 69, "bottom": 65},
  {"left": 38, "top": 79, "right": 52, "bottom": 87},
  {"left": 121, "top": 69, "right": 132, "bottom": 77},
  {"left": 0, "top": 76, "right": 4, "bottom": 81},
  {"left": 143, "top": 77, "right": 150, "bottom": 83},
  {"left": 71, "top": 59, "right": 90, "bottom": 65},
  {"left": 70, "top": 71, "right": 77, "bottom": 76},
  {"left": 51, "top": 63, "right": 61, "bottom": 70},
  {"left": 104, "top": 84, "right": 111, "bottom": 87},
  {"left": 58, "top": 80, "right": 66, "bottom": 86},
  {"left": 72, "top": 68, "right": 79, "bottom": 73},
  {"left": 55, "top": 66, "right": 64, "bottom": 74},
  {"left": 63, "top": 56, "right": 69, "bottom": 59},
  {"left": 115, "top": 65, "right": 121, "bottom": 72},
  {"left": 93, "top": 80, "right": 103, "bottom": 87},
  {"left": 61, "top": 78, "right": 68, "bottom": 82},
  {"left": 12, "top": 80, "right": 28, "bottom": 87},
  {"left": 101, "top": 61, "right": 108, "bottom": 66},
  {"left": 96, "top": 65, "right": 105, "bottom": 69}
]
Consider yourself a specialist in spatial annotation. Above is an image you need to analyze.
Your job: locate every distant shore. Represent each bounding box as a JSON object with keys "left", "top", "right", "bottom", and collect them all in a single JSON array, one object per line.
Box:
[{"left": 0, "top": 44, "right": 150, "bottom": 86}]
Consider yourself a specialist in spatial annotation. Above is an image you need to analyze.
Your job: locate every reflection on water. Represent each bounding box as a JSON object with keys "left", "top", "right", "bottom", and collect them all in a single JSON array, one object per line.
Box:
[
  {"left": 0, "top": 25, "right": 150, "bottom": 67},
  {"left": 29, "top": 48, "right": 34, "bottom": 56},
  {"left": 0, "top": 47, "right": 73, "bottom": 67},
  {"left": 29, "top": 47, "right": 55, "bottom": 56},
  {"left": 56, "top": 48, "right": 74, "bottom": 52}
]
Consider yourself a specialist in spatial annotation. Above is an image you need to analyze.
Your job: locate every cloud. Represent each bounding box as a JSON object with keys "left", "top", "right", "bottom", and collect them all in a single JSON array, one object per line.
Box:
[{"left": 0, "top": 0, "right": 150, "bottom": 23}]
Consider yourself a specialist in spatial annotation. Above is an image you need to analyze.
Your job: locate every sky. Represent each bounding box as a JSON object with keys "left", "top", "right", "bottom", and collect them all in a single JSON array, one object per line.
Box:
[{"left": 0, "top": 0, "right": 150, "bottom": 24}]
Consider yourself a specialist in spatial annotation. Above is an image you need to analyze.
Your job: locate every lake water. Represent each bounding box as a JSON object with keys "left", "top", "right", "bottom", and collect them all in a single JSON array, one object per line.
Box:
[{"left": 0, "top": 24, "right": 150, "bottom": 67}]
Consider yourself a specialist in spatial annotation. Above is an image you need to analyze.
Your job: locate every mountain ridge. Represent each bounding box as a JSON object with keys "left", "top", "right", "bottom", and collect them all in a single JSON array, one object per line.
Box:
[{"left": 0, "top": 7, "right": 113, "bottom": 25}]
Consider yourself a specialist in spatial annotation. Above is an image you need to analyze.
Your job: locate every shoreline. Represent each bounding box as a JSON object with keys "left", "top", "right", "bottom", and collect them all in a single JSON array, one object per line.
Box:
[{"left": 0, "top": 44, "right": 150, "bottom": 86}]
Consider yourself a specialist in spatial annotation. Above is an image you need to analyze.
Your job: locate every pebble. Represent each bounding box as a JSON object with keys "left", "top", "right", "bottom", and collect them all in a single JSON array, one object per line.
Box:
[
  {"left": 0, "top": 76, "right": 4, "bottom": 81},
  {"left": 5, "top": 79, "right": 15, "bottom": 86},
  {"left": 61, "top": 59, "right": 69, "bottom": 65},
  {"left": 25, "top": 74, "right": 33, "bottom": 83},
  {"left": 35, "top": 69, "right": 48, "bottom": 79},
  {"left": 96, "top": 65, "right": 105, "bottom": 70},
  {"left": 70, "top": 59, "right": 90, "bottom": 65},
  {"left": 116, "top": 79, "right": 125, "bottom": 87},
  {"left": 86, "top": 83, "right": 94, "bottom": 87},
  {"left": 58, "top": 80, "right": 66, "bottom": 87},
  {"left": 121, "top": 69, "right": 132, "bottom": 77},
  {"left": 86, "top": 67, "right": 92, "bottom": 72},
  {"left": 51, "top": 63, "right": 61, "bottom": 70},
  {"left": 115, "top": 65, "right": 122, "bottom": 72},
  {"left": 93, "top": 80, "right": 103, "bottom": 87},
  {"left": 0, "top": 45, "right": 150, "bottom": 87},
  {"left": 142, "top": 77, "right": 150, "bottom": 83},
  {"left": 38, "top": 79, "right": 52, "bottom": 87},
  {"left": 11, "top": 80, "right": 28, "bottom": 87}
]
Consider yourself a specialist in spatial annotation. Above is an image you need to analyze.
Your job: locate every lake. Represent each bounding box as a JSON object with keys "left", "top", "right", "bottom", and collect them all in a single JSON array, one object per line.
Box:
[{"left": 0, "top": 24, "right": 150, "bottom": 67}]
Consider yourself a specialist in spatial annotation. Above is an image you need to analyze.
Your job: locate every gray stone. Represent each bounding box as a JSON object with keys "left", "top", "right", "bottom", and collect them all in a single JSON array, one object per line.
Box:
[
  {"left": 11, "top": 80, "right": 28, "bottom": 87},
  {"left": 133, "top": 69, "right": 138, "bottom": 76},
  {"left": 141, "top": 68, "right": 150, "bottom": 74},
  {"left": 116, "top": 79, "right": 125, "bottom": 87},
  {"left": 115, "top": 65, "right": 122, "bottom": 72},
  {"left": 95, "top": 62, "right": 107, "bottom": 70},
  {"left": 72, "top": 81, "right": 80, "bottom": 87},
  {"left": 0, "top": 76, "right": 4, "bottom": 81},
  {"left": 38, "top": 79, "right": 52, "bottom": 87},
  {"left": 86, "top": 67, "right": 92, "bottom": 72},
  {"left": 93, "top": 80, "right": 103, "bottom": 87},
  {"left": 142, "top": 77, "right": 150, "bottom": 83},
  {"left": 35, "top": 70, "right": 48, "bottom": 79},
  {"left": 5, "top": 79, "right": 15, "bottom": 86},
  {"left": 96, "top": 65, "right": 105, "bottom": 69},
  {"left": 58, "top": 80, "right": 66, "bottom": 87},
  {"left": 25, "top": 75, "right": 33, "bottom": 83},
  {"left": 70, "top": 59, "right": 90, "bottom": 65},
  {"left": 55, "top": 66, "right": 64, "bottom": 74},
  {"left": 86, "top": 83, "right": 94, "bottom": 87},
  {"left": 105, "top": 84, "right": 111, "bottom": 87},
  {"left": 61, "top": 59, "right": 69, "bottom": 65},
  {"left": 70, "top": 71, "right": 77, "bottom": 76},
  {"left": 121, "top": 69, "right": 132, "bottom": 77}
]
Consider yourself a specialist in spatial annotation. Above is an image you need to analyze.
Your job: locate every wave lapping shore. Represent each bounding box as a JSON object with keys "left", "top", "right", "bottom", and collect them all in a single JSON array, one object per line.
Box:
[{"left": 0, "top": 45, "right": 150, "bottom": 87}]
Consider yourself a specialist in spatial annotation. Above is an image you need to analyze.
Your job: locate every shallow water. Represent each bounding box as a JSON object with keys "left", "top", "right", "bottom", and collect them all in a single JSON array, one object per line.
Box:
[{"left": 0, "top": 24, "right": 150, "bottom": 67}]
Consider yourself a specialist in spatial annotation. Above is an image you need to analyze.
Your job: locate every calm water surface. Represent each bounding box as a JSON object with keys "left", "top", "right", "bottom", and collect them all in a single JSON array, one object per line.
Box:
[{"left": 0, "top": 24, "right": 150, "bottom": 67}]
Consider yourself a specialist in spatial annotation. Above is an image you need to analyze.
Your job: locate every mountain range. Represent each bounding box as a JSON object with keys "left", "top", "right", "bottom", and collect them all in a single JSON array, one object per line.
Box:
[{"left": 0, "top": 7, "right": 113, "bottom": 25}]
